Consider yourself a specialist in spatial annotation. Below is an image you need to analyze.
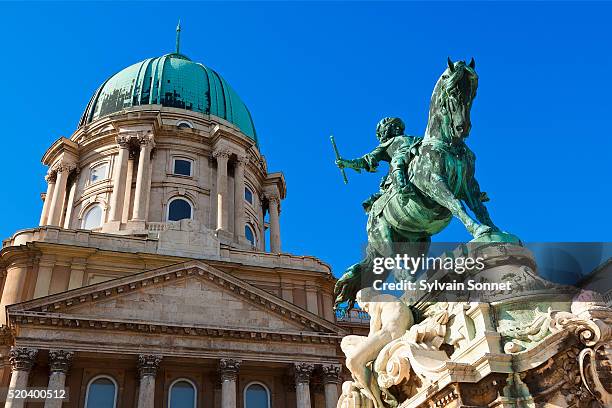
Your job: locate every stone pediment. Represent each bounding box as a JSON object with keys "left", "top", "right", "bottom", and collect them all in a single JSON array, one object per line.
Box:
[{"left": 8, "top": 260, "right": 345, "bottom": 343}]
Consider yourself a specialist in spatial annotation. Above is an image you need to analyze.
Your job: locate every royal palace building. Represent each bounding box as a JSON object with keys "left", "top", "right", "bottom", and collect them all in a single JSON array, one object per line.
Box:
[{"left": 0, "top": 30, "right": 362, "bottom": 408}]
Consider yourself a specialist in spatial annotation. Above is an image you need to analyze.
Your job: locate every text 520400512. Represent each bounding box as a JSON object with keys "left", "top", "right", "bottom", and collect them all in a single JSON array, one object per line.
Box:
[{"left": 1, "top": 388, "right": 69, "bottom": 402}]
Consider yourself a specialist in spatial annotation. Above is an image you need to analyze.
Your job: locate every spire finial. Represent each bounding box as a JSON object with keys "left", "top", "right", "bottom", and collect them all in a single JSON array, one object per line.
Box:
[{"left": 175, "top": 19, "right": 181, "bottom": 54}]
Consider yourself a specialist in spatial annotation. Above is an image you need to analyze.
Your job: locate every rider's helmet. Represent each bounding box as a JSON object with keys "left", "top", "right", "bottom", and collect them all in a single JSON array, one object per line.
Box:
[{"left": 376, "top": 117, "right": 405, "bottom": 142}]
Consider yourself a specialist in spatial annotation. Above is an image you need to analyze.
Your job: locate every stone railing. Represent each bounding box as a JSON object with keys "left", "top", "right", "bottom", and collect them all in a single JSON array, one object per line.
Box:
[
  {"left": 3, "top": 227, "right": 332, "bottom": 274},
  {"left": 335, "top": 307, "right": 370, "bottom": 324},
  {"left": 145, "top": 221, "right": 180, "bottom": 232}
]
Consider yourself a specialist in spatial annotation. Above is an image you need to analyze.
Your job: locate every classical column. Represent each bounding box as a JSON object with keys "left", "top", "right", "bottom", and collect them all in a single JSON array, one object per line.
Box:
[
  {"left": 268, "top": 194, "right": 281, "bottom": 253},
  {"left": 294, "top": 363, "right": 314, "bottom": 408},
  {"left": 131, "top": 134, "right": 154, "bottom": 224},
  {"left": 234, "top": 155, "right": 247, "bottom": 242},
  {"left": 137, "top": 354, "right": 162, "bottom": 408},
  {"left": 213, "top": 149, "right": 231, "bottom": 233},
  {"left": 260, "top": 209, "right": 266, "bottom": 251},
  {"left": 219, "top": 358, "right": 240, "bottom": 408},
  {"left": 33, "top": 255, "right": 55, "bottom": 299},
  {"left": 39, "top": 172, "right": 56, "bottom": 226},
  {"left": 322, "top": 365, "right": 341, "bottom": 408},
  {"left": 44, "top": 350, "right": 73, "bottom": 408},
  {"left": 6, "top": 347, "right": 38, "bottom": 408},
  {"left": 121, "top": 155, "right": 135, "bottom": 224},
  {"left": 47, "top": 164, "right": 72, "bottom": 227},
  {"left": 62, "top": 170, "right": 79, "bottom": 229},
  {"left": 108, "top": 135, "right": 130, "bottom": 223},
  {"left": 0, "top": 259, "right": 30, "bottom": 325}
]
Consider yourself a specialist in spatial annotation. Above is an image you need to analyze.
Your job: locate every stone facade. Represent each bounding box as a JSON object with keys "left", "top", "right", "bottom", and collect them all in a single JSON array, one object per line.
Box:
[{"left": 0, "top": 51, "right": 363, "bottom": 407}]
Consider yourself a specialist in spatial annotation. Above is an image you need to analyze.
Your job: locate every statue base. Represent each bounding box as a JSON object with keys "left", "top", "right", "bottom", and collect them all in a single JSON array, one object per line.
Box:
[{"left": 337, "top": 241, "right": 612, "bottom": 408}]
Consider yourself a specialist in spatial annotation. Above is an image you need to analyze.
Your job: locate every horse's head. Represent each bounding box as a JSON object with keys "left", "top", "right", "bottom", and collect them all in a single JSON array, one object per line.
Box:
[{"left": 427, "top": 58, "right": 479, "bottom": 142}]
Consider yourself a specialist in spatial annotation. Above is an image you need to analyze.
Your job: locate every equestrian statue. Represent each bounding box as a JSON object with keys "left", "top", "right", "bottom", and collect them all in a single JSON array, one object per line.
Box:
[{"left": 334, "top": 58, "right": 516, "bottom": 310}]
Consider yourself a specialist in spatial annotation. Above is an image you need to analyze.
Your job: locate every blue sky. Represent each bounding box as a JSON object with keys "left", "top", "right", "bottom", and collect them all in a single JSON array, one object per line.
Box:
[{"left": 0, "top": 2, "right": 610, "bottom": 276}]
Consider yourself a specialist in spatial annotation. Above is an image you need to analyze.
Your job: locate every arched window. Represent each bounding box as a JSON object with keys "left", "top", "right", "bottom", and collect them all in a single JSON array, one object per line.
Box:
[
  {"left": 169, "top": 379, "right": 196, "bottom": 408},
  {"left": 244, "top": 382, "right": 270, "bottom": 408},
  {"left": 245, "top": 225, "right": 256, "bottom": 246},
  {"left": 244, "top": 187, "right": 254, "bottom": 205},
  {"left": 82, "top": 205, "right": 103, "bottom": 230},
  {"left": 176, "top": 120, "right": 193, "bottom": 129},
  {"left": 85, "top": 376, "right": 117, "bottom": 408},
  {"left": 168, "top": 198, "right": 192, "bottom": 221},
  {"left": 90, "top": 162, "right": 109, "bottom": 183}
]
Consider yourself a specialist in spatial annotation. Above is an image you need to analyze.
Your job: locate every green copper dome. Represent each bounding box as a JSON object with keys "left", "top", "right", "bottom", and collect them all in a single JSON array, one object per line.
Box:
[{"left": 79, "top": 53, "right": 258, "bottom": 143}]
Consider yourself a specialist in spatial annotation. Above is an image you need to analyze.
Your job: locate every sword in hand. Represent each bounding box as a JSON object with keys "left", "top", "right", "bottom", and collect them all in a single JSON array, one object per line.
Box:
[{"left": 330, "top": 135, "right": 349, "bottom": 184}]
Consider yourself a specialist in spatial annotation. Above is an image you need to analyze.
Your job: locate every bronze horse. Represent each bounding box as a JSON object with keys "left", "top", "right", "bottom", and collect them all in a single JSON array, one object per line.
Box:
[{"left": 334, "top": 58, "right": 502, "bottom": 309}]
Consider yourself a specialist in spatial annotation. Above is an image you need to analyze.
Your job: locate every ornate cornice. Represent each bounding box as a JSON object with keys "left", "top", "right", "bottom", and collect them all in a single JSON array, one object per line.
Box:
[
  {"left": 9, "top": 347, "right": 38, "bottom": 371},
  {"left": 49, "top": 350, "right": 74, "bottom": 374},
  {"left": 218, "top": 358, "right": 241, "bottom": 381},
  {"left": 138, "top": 354, "right": 162, "bottom": 378},
  {"left": 321, "top": 364, "right": 342, "bottom": 384},
  {"left": 294, "top": 362, "right": 315, "bottom": 384}
]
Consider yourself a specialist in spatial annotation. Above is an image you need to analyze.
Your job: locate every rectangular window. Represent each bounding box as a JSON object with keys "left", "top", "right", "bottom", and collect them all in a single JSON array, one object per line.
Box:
[
  {"left": 173, "top": 158, "right": 193, "bottom": 176},
  {"left": 90, "top": 162, "right": 109, "bottom": 183}
]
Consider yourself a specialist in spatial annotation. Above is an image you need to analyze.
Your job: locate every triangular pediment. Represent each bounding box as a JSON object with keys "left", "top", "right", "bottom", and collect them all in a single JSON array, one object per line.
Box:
[{"left": 8, "top": 261, "right": 345, "bottom": 340}]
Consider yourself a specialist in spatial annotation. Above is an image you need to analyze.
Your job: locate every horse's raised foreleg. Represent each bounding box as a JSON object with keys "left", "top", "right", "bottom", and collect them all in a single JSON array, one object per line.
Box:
[{"left": 412, "top": 147, "right": 491, "bottom": 238}]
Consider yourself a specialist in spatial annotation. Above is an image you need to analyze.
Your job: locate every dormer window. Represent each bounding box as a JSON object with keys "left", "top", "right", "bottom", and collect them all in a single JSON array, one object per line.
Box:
[{"left": 173, "top": 158, "right": 193, "bottom": 177}]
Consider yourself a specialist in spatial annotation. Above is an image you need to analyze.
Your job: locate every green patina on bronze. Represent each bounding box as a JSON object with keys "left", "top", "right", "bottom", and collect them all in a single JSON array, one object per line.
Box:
[{"left": 334, "top": 58, "right": 518, "bottom": 309}]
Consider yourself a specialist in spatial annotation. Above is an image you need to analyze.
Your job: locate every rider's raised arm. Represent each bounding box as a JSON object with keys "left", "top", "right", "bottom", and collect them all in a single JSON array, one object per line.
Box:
[{"left": 339, "top": 145, "right": 389, "bottom": 172}]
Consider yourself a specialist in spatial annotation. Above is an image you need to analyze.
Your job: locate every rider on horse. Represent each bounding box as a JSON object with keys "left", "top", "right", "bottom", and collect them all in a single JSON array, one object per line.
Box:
[{"left": 335, "top": 117, "right": 421, "bottom": 213}]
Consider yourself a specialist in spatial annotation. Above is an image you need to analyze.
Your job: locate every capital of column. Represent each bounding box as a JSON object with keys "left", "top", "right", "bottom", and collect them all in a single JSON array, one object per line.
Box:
[
  {"left": 9, "top": 347, "right": 38, "bottom": 371},
  {"left": 265, "top": 193, "right": 280, "bottom": 206},
  {"left": 48, "top": 350, "right": 74, "bottom": 374},
  {"left": 45, "top": 171, "right": 57, "bottom": 184},
  {"left": 137, "top": 132, "right": 155, "bottom": 148},
  {"left": 53, "top": 162, "right": 77, "bottom": 174},
  {"left": 235, "top": 155, "right": 248, "bottom": 167},
  {"left": 213, "top": 148, "right": 232, "bottom": 160},
  {"left": 218, "top": 358, "right": 241, "bottom": 382},
  {"left": 116, "top": 134, "right": 132, "bottom": 147},
  {"left": 138, "top": 354, "right": 162, "bottom": 378},
  {"left": 321, "top": 364, "right": 341, "bottom": 384},
  {"left": 294, "top": 362, "right": 315, "bottom": 384}
]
